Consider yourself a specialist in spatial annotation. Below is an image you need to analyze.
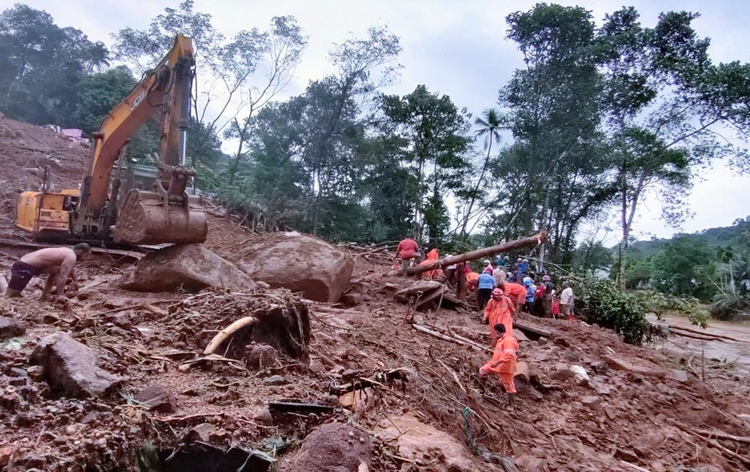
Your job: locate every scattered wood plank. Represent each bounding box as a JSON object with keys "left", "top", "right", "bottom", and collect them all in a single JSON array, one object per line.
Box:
[
  {"left": 415, "top": 287, "right": 446, "bottom": 309},
  {"left": 394, "top": 281, "right": 443, "bottom": 298},
  {"left": 693, "top": 429, "right": 750, "bottom": 444},
  {"left": 513, "top": 319, "right": 553, "bottom": 340},
  {"left": 412, "top": 324, "right": 489, "bottom": 352},
  {"left": 669, "top": 325, "right": 744, "bottom": 343},
  {"left": 670, "top": 330, "right": 728, "bottom": 343}
]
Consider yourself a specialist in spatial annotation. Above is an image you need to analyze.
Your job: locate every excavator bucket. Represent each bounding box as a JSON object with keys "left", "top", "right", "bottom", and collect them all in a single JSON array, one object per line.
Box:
[{"left": 111, "top": 189, "right": 208, "bottom": 245}]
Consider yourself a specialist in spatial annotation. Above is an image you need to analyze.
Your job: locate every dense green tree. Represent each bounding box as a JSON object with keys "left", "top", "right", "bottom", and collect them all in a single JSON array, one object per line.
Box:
[
  {"left": 379, "top": 85, "right": 472, "bottom": 241},
  {"left": 0, "top": 3, "right": 108, "bottom": 125},
  {"left": 650, "top": 235, "right": 715, "bottom": 299}
]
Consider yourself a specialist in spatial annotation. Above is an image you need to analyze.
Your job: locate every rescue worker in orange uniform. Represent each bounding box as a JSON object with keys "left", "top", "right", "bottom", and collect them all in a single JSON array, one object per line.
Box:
[
  {"left": 466, "top": 271, "right": 479, "bottom": 292},
  {"left": 479, "top": 323, "right": 518, "bottom": 408},
  {"left": 499, "top": 282, "right": 526, "bottom": 318},
  {"left": 419, "top": 248, "right": 440, "bottom": 280},
  {"left": 482, "top": 288, "right": 514, "bottom": 343}
]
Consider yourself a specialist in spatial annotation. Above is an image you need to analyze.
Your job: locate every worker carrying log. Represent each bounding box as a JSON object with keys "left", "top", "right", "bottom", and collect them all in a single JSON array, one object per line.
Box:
[
  {"left": 479, "top": 323, "right": 518, "bottom": 409},
  {"left": 395, "top": 237, "right": 419, "bottom": 277},
  {"left": 5, "top": 243, "right": 91, "bottom": 301},
  {"left": 483, "top": 288, "right": 514, "bottom": 342}
]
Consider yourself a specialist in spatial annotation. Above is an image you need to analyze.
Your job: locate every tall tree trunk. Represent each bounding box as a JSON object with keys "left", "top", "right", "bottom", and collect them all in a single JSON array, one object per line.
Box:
[{"left": 460, "top": 138, "right": 493, "bottom": 239}]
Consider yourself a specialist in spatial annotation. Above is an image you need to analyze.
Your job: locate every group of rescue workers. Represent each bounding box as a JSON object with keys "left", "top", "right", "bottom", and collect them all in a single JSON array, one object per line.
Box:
[{"left": 395, "top": 237, "right": 576, "bottom": 407}]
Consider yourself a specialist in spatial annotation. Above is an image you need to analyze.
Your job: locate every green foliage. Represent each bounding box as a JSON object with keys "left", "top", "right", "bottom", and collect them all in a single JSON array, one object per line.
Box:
[
  {"left": 632, "top": 290, "right": 709, "bottom": 328},
  {"left": 0, "top": 3, "right": 108, "bottom": 126},
  {"left": 650, "top": 235, "right": 715, "bottom": 300},
  {"left": 710, "top": 292, "right": 750, "bottom": 321},
  {"left": 575, "top": 278, "right": 648, "bottom": 344}
]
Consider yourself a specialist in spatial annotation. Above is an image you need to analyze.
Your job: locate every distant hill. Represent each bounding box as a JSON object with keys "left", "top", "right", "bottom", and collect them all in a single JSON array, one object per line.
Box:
[{"left": 624, "top": 216, "right": 750, "bottom": 260}]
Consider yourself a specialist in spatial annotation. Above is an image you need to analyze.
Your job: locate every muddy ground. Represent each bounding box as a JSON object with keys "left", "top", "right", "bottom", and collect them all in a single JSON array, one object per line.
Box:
[{"left": 0, "top": 115, "right": 749, "bottom": 471}]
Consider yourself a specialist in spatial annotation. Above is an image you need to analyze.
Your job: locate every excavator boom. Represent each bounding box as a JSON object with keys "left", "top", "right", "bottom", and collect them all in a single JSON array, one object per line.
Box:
[{"left": 73, "top": 33, "right": 206, "bottom": 245}]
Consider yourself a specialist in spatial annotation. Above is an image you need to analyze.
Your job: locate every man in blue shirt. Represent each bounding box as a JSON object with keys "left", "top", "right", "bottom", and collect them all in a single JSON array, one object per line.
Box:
[{"left": 477, "top": 271, "right": 496, "bottom": 310}]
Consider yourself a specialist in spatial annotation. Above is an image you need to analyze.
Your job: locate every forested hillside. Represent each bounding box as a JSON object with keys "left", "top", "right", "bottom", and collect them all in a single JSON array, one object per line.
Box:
[{"left": 2, "top": 0, "right": 750, "bottom": 271}]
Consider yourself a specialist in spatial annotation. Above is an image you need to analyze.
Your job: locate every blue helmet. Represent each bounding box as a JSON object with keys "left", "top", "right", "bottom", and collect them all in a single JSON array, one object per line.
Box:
[{"left": 523, "top": 277, "right": 532, "bottom": 286}]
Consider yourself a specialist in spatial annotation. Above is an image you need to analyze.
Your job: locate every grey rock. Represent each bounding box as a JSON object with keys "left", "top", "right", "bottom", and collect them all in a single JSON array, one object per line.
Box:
[
  {"left": 263, "top": 375, "right": 287, "bottom": 386},
  {"left": 134, "top": 383, "right": 177, "bottom": 413},
  {"left": 29, "top": 332, "right": 125, "bottom": 398},
  {"left": 0, "top": 316, "right": 25, "bottom": 340}
]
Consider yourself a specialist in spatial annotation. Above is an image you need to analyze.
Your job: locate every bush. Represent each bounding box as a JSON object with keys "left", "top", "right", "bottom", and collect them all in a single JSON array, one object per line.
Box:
[
  {"left": 574, "top": 278, "right": 647, "bottom": 345},
  {"left": 633, "top": 291, "right": 709, "bottom": 328},
  {"left": 710, "top": 292, "right": 750, "bottom": 321}
]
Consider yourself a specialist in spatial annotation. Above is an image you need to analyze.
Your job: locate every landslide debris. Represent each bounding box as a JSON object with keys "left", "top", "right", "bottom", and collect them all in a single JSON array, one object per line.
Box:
[{"left": 0, "top": 118, "right": 749, "bottom": 472}]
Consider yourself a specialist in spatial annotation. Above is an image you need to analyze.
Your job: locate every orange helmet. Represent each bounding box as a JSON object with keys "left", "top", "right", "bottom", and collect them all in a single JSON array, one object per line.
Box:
[{"left": 492, "top": 288, "right": 503, "bottom": 298}]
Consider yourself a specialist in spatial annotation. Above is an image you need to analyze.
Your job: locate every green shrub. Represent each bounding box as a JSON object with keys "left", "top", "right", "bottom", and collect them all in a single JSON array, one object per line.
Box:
[
  {"left": 710, "top": 292, "right": 750, "bottom": 321},
  {"left": 574, "top": 278, "right": 647, "bottom": 345},
  {"left": 633, "top": 291, "right": 709, "bottom": 328}
]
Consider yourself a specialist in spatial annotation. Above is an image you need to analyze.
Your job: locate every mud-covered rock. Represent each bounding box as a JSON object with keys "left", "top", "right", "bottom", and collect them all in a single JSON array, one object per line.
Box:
[
  {"left": 134, "top": 383, "right": 177, "bottom": 413},
  {"left": 245, "top": 344, "right": 279, "bottom": 370},
  {"left": 29, "top": 332, "right": 125, "bottom": 398},
  {"left": 238, "top": 232, "right": 354, "bottom": 303},
  {"left": 120, "top": 244, "right": 255, "bottom": 293},
  {"left": 283, "top": 423, "right": 372, "bottom": 472},
  {"left": 0, "top": 316, "right": 25, "bottom": 339}
]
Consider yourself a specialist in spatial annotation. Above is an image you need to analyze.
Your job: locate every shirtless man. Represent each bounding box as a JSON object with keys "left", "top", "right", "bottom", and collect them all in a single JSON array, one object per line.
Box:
[{"left": 6, "top": 243, "right": 91, "bottom": 300}]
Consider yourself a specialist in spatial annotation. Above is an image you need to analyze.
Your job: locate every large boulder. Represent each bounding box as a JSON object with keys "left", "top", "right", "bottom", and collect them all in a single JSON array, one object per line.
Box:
[
  {"left": 238, "top": 232, "right": 353, "bottom": 303},
  {"left": 29, "top": 332, "right": 125, "bottom": 398},
  {"left": 120, "top": 244, "right": 255, "bottom": 293},
  {"left": 282, "top": 423, "right": 372, "bottom": 472}
]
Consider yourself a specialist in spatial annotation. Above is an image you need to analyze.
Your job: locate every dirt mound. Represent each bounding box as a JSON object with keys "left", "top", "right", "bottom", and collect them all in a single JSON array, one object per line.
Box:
[
  {"left": 0, "top": 115, "right": 88, "bottom": 224},
  {"left": 236, "top": 231, "right": 354, "bottom": 303}
]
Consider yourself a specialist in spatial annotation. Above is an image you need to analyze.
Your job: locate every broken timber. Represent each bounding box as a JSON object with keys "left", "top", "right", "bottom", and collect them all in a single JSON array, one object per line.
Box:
[
  {"left": 395, "top": 281, "right": 469, "bottom": 311},
  {"left": 405, "top": 231, "right": 548, "bottom": 276},
  {"left": 513, "top": 319, "right": 553, "bottom": 340}
]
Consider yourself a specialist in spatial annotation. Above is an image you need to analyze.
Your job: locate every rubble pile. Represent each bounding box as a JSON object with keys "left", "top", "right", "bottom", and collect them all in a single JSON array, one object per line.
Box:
[{"left": 0, "top": 116, "right": 749, "bottom": 471}]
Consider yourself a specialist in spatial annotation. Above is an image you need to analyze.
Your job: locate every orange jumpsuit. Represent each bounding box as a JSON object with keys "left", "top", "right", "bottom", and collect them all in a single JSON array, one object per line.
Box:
[
  {"left": 482, "top": 334, "right": 518, "bottom": 394},
  {"left": 420, "top": 249, "right": 440, "bottom": 279},
  {"left": 483, "top": 296, "right": 514, "bottom": 341},
  {"left": 466, "top": 272, "right": 479, "bottom": 292}
]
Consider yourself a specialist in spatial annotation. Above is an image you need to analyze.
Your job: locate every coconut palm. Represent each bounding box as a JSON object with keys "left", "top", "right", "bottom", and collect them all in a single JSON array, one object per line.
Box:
[{"left": 459, "top": 108, "right": 506, "bottom": 237}]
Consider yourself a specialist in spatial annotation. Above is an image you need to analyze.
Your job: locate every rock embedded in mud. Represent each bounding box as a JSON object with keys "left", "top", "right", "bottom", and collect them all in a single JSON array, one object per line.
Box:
[
  {"left": 245, "top": 344, "right": 279, "bottom": 370},
  {"left": 119, "top": 244, "right": 255, "bottom": 293},
  {"left": 134, "top": 383, "right": 177, "bottom": 413},
  {"left": 283, "top": 423, "right": 372, "bottom": 472},
  {"left": 263, "top": 375, "right": 286, "bottom": 386},
  {"left": 237, "top": 232, "right": 354, "bottom": 303},
  {"left": 0, "top": 316, "right": 26, "bottom": 339},
  {"left": 29, "top": 332, "right": 125, "bottom": 398}
]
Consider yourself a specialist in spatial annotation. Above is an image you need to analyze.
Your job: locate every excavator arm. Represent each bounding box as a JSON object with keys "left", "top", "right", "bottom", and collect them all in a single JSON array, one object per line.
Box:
[{"left": 72, "top": 33, "right": 207, "bottom": 245}]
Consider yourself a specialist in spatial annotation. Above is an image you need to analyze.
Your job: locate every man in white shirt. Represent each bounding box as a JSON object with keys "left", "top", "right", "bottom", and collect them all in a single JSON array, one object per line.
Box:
[{"left": 560, "top": 281, "right": 574, "bottom": 319}]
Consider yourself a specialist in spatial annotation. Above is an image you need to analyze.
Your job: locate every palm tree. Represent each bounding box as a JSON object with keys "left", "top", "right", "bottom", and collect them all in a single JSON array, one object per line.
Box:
[{"left": 459, "top": 108, "right": 505, "bottom": 238}]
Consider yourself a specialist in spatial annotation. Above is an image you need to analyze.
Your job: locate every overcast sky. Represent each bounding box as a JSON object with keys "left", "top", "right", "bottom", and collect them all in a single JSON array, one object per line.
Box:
[{"left": 11, "top": 0, "right": 750, "bottom": 243}]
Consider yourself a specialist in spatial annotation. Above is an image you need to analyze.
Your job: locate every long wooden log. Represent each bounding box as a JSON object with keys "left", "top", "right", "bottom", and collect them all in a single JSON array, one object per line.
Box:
[
  {"left": 406, "top": 231, "right": 548, "bottom": 275},
  {"left": 412, "top": 324, "right": 488, "bottom": 352}
]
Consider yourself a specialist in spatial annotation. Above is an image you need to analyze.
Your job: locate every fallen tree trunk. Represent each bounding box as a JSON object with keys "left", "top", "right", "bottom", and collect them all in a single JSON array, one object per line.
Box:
[
  {"left": 669, "top": 325, "right": 743, "bottom": 343},
  {"left": 406, "top": 231, "right": 547, "bottom": 275}
]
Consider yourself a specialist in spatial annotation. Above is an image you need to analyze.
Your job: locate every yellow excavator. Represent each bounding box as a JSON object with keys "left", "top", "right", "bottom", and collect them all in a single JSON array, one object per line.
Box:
[{"left": 16, "top": 34, "right": 207, "bottom": 246}]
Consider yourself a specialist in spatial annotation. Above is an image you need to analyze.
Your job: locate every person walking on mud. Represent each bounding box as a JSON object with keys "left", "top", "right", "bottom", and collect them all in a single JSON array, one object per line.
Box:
[
  {"left": 479, "top": 323, "right": 518, "bottom": 409},
  {"left": 394, "top": 238, "right": 419, "bottom": 277},
  {"left": 5, "top": 243, "right": 91, "bottom": 301}
]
